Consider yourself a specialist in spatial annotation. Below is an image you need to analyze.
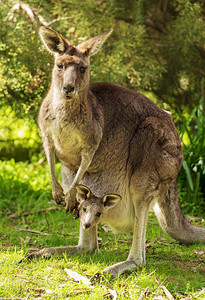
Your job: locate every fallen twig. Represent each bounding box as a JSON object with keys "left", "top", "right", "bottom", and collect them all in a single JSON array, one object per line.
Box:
[
  {"left": 146, "top": 238, "right": 160, "bottom": 249},
  {"left": 138, "top": 287, "right": 149, "bottom": 299},
  {"left": 15, "top": 228, "right": 50, "bottom": 236},
  {"left": 15, "top": 274, "right": 36, "bottom": 284},
  {"left": 9, "top": 206, "right": 63, "bottom": 219},
  {"left": 155, "top": 276, "right": 175, "bottom": 300},
  {"left": 66, "top": 289, "right": 92, "bottom": 296}
]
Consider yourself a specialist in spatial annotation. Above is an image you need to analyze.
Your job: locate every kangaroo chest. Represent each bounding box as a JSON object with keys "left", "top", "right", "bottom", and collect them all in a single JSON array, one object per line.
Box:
[{"left": 50, "top": 116, "right": 85, "bottom": 167}]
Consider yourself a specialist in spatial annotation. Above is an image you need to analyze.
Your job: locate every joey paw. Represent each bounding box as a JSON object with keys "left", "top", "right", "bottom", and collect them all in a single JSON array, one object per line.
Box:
[{"left": 73, "top": 208, "right": 80, "bottom": 219}]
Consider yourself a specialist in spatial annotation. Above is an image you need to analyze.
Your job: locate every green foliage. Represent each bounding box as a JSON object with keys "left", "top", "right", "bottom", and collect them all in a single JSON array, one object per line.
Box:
[
  {"left": 0, "top": 159, "right": 53, "bottom": 217},
  {"left": 177, "top": 97, "right": 205, "bottom": 216},
  {"left": 0, "top": 106, "right": 41, "bottom": 161},
  {"left": 0, "top": 0, "right": 204, "bottom": 115},
  {"left": 0, "top": 1, "right": 52, "bottom": 116}
]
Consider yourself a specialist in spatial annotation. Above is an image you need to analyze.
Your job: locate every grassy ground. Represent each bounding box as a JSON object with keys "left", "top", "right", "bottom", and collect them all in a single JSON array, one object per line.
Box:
[{"left": 0, "top": 159, "right": 205, "bottom": 299}]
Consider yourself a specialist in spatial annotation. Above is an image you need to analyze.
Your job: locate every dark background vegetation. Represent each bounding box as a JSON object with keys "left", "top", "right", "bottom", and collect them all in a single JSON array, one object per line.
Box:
[{"left": 0, "top": 0, "right": 205, "bottom": 216}]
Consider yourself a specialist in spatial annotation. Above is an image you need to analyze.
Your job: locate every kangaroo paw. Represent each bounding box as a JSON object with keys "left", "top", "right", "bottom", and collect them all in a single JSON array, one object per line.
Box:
[
  {"left": 52, "top": 184, "right": 65, "bottom": 206},
  {"left": 53, "top": 192, "right": 65, "bottom": 206},
  {"left": 65, "top": 190, "right": 78, "bottom": 213}
]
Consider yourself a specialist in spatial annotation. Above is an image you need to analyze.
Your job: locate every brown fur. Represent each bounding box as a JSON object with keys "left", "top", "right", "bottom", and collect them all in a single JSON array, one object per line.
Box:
[{"left": 32, "top": 27, "right": 205, "bottom": 277}]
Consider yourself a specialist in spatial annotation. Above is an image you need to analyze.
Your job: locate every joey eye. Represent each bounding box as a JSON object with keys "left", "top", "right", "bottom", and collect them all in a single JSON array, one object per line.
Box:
[
  {"left": 79, "top": 66, "right": 87, "bottom": 74},
  {"left": 57, "top": 64, "right": 63, "bottom": 71},
  {"left": 83, "top": 207, "right": 86, "bottom": 213},
  {"left": 96, "top": 212, "right": 101, "bottom": 218}
]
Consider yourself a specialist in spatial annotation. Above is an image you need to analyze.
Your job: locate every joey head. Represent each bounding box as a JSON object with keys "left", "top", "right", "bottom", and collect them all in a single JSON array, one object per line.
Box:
[{"left": 75, "top": 185, "right": 121, "bottom": 230}]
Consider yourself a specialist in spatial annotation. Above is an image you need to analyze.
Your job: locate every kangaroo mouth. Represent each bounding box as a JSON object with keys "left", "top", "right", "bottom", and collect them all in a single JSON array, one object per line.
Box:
[
  {"left": 65, "top": 95, "right": 72, "bottom": 99},
  {"left": 63, "top": 91, "right": 78, "bottom": 100}
]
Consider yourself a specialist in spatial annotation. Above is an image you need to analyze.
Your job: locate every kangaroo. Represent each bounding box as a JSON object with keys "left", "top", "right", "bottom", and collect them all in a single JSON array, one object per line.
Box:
[{"left": 33, "top": 26, "right": 205, "bottom": 277}]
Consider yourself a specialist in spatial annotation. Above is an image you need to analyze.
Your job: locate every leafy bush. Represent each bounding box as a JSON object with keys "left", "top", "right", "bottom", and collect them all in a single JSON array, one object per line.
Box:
[
  {"left": 0, "top": 106, "right": 41, "bottom": 161},
  {"left": 177, "top": 97, "right": 205, "bottom": 216},
  {"left": 0, "top": 0, "right": 204, "bottom": 116}
]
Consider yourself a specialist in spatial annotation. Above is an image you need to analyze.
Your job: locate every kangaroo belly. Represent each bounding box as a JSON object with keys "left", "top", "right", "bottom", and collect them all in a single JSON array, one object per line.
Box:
[{"left": 102, "top": 198, "right": 135, "bottom": 233}]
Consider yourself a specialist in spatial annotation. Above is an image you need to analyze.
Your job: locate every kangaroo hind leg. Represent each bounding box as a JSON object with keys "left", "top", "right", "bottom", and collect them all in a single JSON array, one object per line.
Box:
[{"left": 102, "top": 198, "right": 150, "bottom": 277}]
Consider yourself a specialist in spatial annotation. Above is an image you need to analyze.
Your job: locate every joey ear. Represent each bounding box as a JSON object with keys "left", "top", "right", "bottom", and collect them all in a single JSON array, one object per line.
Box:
[
  {"left": 39, "top": 26, "right": 73, "bottom": 54},
  {"left": 77, "top": 28, "right": 113, "bottom": 57},
  {"left": 75, "top": 185, "right": 91, "bottom": 203},
  {"left": 102, "top": 194, "right": 121, "bottom": 209}
]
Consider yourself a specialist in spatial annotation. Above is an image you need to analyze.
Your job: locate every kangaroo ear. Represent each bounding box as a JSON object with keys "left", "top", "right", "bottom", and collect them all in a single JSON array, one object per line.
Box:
[
  {"left": 102, "top": 194, "right": 121, "bottom": 209},
  {"left": 77, "top": 28, "right": 112, "bottom": 57},
  {"left": 75, "top": 185, "right": 91, "bottom": 203},
  {"left": 39, "top": 26, "right": 73, "bottom": 54}
]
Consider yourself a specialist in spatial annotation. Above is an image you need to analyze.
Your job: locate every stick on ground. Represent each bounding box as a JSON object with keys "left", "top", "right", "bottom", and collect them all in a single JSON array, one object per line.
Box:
[
  {"left": 15, "top": 228, "right": 50, "bottom": 236},
  {"left": 155, "top": 276, "right": 175, "bottom": 300},
  {"left": 9, "top": 206, "right": 62, "bottom": 219}
]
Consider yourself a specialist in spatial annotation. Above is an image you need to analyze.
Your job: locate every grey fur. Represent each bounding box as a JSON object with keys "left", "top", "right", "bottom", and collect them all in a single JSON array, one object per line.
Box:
[{"left": 35, "top": 27, "right": 205, "bottom": 277}]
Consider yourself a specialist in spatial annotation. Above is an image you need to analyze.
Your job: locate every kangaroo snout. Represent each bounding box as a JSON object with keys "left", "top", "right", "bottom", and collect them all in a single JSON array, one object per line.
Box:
[
  {"left": 63, "top": 85, "right": 75, "bottom": 94},
  {"left": 63, "top": 85, "right": 75, "bottom": 98}
]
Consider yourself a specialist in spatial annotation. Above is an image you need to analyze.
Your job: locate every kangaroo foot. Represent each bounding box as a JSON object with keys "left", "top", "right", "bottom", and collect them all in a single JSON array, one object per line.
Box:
[
  {"left": 18, "top": 250, "right": 46, "bottom": 263},
  {"left": 18, "top": 246, "right": 87, "bottom": 264},
  {"left": 102, "top": 260, "right": 139, "bottom": 277}
]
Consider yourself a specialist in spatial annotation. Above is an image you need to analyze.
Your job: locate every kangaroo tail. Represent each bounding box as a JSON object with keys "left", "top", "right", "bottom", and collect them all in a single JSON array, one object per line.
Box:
[{"left": 153, "top": 180, "right": 205, "bottom": 244}]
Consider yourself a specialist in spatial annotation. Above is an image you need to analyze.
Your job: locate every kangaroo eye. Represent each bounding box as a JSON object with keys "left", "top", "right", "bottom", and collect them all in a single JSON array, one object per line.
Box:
[
  {"left": 96, "top": 212, "right": 101, "bottom": 217},
  {"left": 83, "top": 207, "right": 86, "bottom": 213},
  {"left": 79, "top": 66, "right": 86, "bottom": 74},
  {"left": 57, "top": 64, "right": 63, "bottom": 71}
]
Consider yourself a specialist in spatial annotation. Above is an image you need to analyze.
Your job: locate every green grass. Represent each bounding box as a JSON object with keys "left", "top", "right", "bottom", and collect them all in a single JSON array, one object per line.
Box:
[{"left": 0, "top": 160, "right": 205, "bottom": 299}]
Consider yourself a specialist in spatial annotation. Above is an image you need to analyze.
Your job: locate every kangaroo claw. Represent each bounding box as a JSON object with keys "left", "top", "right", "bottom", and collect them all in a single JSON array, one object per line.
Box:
[{"left": 90, "top": 272, "right": 102, "bottom": 283}]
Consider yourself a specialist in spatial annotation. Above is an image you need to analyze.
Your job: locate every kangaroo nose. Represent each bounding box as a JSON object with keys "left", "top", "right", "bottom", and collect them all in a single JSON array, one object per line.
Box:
[{"left": 63, "top": 85, "right": 75, "bottom": 94}]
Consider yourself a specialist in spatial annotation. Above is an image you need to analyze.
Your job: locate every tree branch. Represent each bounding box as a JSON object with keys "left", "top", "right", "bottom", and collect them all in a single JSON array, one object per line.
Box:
[{"left": 8, "top": 3, "right": 75, "bottom": 27}]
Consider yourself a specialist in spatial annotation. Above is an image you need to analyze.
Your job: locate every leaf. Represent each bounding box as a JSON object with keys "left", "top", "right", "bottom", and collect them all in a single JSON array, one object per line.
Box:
[
  {"left": 64, "top": 268, "right": 93, "bottom": 287},
  {"left": 182, "top": 160, "right": 193, "bottom": 191}
]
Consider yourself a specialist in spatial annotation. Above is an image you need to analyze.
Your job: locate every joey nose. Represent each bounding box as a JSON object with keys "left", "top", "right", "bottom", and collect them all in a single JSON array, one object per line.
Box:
[
  {"left": 85, "top": 223, "right": 91, "bottom": 229},
  {"left": 63, "top": 85, "right": 75, "bottom": 94}
]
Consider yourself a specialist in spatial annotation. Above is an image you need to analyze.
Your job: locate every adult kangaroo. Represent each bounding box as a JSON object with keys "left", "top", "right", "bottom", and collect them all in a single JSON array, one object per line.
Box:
[{"left": 36, "top": 26, "right": 205, "bottom": 277}]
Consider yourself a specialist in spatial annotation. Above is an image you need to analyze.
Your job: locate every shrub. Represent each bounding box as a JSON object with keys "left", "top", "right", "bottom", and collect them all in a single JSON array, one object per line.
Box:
[{"left": 177, "top": 97, "right": 205, "bottom": 216}]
